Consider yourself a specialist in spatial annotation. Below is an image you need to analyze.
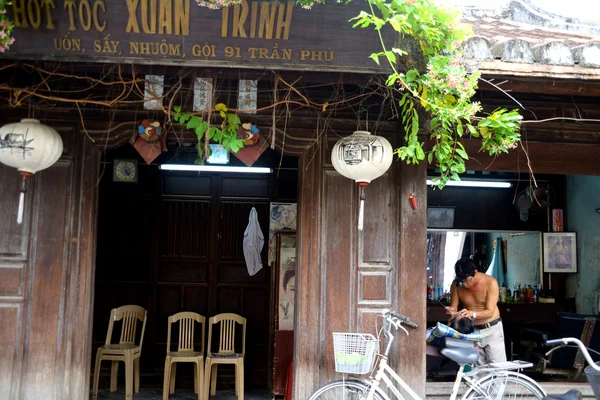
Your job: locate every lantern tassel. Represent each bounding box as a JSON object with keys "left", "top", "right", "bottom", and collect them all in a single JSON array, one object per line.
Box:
[
  {"left": 358, "top": 184, "right": 367, "bottom": 231},
  {"left": 358, "top": 198, "right": 365, "bottom": 231},
  {"left": 17, "top": 192, "right": 25, "bottom": 225}
]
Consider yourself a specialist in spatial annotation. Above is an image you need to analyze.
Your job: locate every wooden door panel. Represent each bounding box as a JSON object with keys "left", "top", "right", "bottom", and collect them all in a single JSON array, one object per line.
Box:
[
  {"left": 218, "top": 201, "right": 269, "bottom": 260},
  {"left": 160, "top": 200, "right": 211, "bottom": 258},
  {"left": 156, "top": 286, "right": 183, "bottom": 341},
  {"left": 0, "top": 305, "right": 21, "bottom": 399},
  {"left": 182, "top": 286, "right": 209, "bottom": 316},
  {"left": 221, "top": 176, "right": 271, "bottom": 198},
  {"left": 162, "top": 175, "right": 212, "bottom": 197},
  {"left": 216, "top": 287, "right": 242, "bottom": 313},
  {"left": 217, "top": 262, "right": 269, "bottom": 284},
  {"left": 158, "top": 260, "right": 209, "bottom": 283}
]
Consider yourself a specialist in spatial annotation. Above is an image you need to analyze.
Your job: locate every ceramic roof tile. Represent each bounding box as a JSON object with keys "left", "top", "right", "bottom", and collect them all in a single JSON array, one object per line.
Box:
[{"left": 462, "top": 17, "right": 600, "bottom": 71}]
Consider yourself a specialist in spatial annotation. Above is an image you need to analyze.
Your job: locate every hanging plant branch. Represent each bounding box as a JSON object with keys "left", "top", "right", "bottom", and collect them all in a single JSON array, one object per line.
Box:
[
  {"left": 351, "top": 0, "right": 522, "bottom": 188},
  {"left": 0, "top": 0, "right": 15, "bottom": 53},
  {"left": 173, "top": 103, "right": 245, "bottom": 164}
]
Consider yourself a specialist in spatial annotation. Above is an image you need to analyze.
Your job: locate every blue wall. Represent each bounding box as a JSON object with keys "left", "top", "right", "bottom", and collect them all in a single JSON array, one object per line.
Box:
[
  {"left": 487, "top": 232, "right": 541, "bottom": 291},
  {"left": 566, "top": 175, "right": 600, "bottom": 314}
]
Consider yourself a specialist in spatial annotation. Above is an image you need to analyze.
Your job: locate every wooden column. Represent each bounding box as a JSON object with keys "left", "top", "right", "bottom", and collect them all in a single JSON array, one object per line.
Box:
[
  {"left": 294, "top": 144, "right": 324, "bottom": 400},
  {"left": 0, "top": 126, "right": 100, "bottom": 400},
  {"left": 396, "top": 160, "right": 428, "bottom": 398}
]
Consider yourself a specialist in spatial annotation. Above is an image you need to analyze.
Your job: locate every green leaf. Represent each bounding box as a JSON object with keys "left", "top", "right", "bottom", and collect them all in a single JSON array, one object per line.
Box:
[
  {"left": 187, "top": 117, "right": 201, "bottom": 130},
  {"left": 411, "top": 110, "right": 419, "bottom": 137},
  {"left": 406, "top": 69, "right": 419, "bottom": 83},
  {"left": 173, "top": 105, "right": 181, "bottom": 113},
  {"left": 399, "top": 93, "right": 409, "bottom": 107},
  {"left": 369, "top": 53, "right": 381, "bottom": 65},
  {"left": 390, "top": 18, "right": 402, "bottom": 32},
  {"left": 455, "top": 148, "right": 469, "bottom": 160}
]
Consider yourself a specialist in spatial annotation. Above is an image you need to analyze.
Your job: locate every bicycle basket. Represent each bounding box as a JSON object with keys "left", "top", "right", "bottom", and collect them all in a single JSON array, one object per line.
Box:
[{"left": 332, "top": 332, "right": 379, "bottom": 374}]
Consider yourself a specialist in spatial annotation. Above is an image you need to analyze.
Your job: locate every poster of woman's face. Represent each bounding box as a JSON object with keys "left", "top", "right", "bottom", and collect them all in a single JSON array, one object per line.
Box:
[{"left": 277, "top": 234, "right": 296, "bottom": 331}]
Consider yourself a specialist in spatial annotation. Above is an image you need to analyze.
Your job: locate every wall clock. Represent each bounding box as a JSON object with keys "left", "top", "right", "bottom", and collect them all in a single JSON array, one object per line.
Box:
[{"left": 113, "top": 159, "right": 138, "bottom": 183}]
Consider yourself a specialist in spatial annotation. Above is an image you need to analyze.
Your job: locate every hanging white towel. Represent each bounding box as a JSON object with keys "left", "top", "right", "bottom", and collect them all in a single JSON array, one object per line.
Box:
[{"left": 243, "top": 207, "right": 265, "bottom": 276}]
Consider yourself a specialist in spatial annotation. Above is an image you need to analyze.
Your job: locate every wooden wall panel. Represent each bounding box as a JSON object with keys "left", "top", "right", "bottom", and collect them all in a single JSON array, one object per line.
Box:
[
  {"left": 272, "top": 331, "right": 294, "bottom": 396},
  {"left": 0, "top": 126, "right": 100, "bottom": 400},
  {"left": 0, "top": 263, "right": 24, "bottom": 296},
  {"left": 0, "top": 305, "right": 21, "bottom": 400},
  {"left": 295, "top": 136, "right": 428, "bottom": 399},
  {"left": 295, "top": 142, "right": 398, "bottom": 398},
  {"left": 322, "top": 170, "right": 355, "bottom": 383},
  {"left": 23, "top": 164, "right": 72, "bottom": 399},
  {"left": 360, "top": 172, "right": 393, "bottom": 265}
]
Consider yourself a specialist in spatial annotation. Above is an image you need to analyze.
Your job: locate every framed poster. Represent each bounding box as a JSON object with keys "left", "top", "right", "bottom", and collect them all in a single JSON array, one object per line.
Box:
[
  {"left": 268, "top": 203, "right": 297, "bottom": 265},
  {"left": 543, "top": 232, "right": 577, "bottom": 273},
  {"left": 276, "top": 232, "right": 297, "bottom": 331}
]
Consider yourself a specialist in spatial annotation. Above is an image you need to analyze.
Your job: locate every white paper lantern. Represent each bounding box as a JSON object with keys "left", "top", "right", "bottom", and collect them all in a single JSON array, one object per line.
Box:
[
  {"left": 0, "top": 119, "right": 64, "bottom": 224},
  {"left": 331, "top": 131, "right": 393, "bottom": 230}
]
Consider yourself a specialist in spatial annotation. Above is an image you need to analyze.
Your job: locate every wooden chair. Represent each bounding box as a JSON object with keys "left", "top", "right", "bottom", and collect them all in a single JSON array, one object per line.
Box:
[
  {"left": 204, "top": 313, "right": 247, "bottom": 400},
  {"left": 163, "top": 312, "right": 206, "bottom": 400},
  {"left": 92, "top": 305, "right": 147, "bottom": 400}
]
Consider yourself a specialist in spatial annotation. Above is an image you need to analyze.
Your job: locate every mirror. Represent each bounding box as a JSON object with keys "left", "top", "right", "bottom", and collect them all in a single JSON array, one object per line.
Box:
[{"left": 426, "top": 230, "right": 542, "bottom": 301}]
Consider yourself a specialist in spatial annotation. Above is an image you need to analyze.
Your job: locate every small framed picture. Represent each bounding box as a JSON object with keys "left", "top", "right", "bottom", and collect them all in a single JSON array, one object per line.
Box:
[
  {"left": 206, "top": 144, "right": 230, "bottom": 164},
  {"left": 543, "top": 232, "right": 577, "bottom": 273},
  {"left": 276, "top": 232, "right": 296, "bottom": 331},
  {"left": 427, "top": 207, "right": 455, "bottom": 229}
]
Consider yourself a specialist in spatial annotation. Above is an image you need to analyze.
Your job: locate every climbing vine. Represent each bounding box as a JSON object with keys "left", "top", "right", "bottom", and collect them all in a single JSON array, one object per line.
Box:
[
  {"left": 352, "top": 0, "right": 522, "bottom": 187},
  {"left": 190, "top": 0, "right": 522, "bottom": 187}
]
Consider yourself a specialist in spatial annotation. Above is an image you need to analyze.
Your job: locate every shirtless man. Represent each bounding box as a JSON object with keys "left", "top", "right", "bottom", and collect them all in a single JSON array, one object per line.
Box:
[{"left": 445, "top": 258, "right": 506, "bottom": 366}]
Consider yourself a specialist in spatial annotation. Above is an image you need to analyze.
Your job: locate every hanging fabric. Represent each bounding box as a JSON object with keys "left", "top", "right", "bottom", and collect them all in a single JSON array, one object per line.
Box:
[
  {"left": 243, "top": 207, "right": 265, "bottom": 276},
  {"left": 487, "top": 236, "right": 506, "bottom": 287}
]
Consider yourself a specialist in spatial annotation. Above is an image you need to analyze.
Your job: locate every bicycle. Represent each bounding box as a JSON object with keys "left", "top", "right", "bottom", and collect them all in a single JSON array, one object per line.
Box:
[
  {"left": 541, "top": 337, "right": 600, "bottom": 400},
  {"left": 308, "top": 310, "right": 546, "bottom": 400}
]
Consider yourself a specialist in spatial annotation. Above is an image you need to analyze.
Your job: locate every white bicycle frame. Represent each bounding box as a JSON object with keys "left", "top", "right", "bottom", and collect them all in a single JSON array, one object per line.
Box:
[
  {"left": 362, "top": 314, "right": 534, "bottom": 400},
  {"left": 365, "top": 354, "right": 511, "bottom": 400}
]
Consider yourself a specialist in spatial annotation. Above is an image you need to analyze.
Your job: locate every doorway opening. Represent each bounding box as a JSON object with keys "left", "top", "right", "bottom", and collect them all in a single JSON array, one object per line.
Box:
[{"left": 91, "top": 145, "right": 298, "bottom": 398}]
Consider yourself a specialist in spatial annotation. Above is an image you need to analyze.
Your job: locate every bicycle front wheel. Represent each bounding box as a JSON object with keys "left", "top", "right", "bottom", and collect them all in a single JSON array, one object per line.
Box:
[
  {"left": 461, "top": 371, "right": 546, "bottom": 400},
  {"left": 308, "top": 379, "right": 385, "bottom": 400}
]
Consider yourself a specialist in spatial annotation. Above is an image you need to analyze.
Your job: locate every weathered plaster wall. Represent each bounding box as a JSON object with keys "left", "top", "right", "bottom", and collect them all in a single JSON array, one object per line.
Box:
[
  {"left": 487, "top": 232, "right": 541, "bottom": 290},
  {"left": 566, "top": 175, "right": 600, "bottom": 314}
]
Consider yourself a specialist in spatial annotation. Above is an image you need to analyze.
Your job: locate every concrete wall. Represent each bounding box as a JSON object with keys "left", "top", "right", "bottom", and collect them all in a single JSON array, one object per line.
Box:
[{"left": 566, "top": 175, "right": 600, "bottom": 314}]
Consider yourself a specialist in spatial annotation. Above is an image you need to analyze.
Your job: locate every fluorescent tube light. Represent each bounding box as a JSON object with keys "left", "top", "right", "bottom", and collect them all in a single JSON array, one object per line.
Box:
[
  {"left": 426, "top": 179, "right": 512, "bottom": 188},
  {"left": 160, "top": 164, "right": 272, "bottom": 174}
]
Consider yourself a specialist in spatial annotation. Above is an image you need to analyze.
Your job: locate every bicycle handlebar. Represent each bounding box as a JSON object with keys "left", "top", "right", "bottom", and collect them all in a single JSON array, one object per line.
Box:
[
  {"left": 387, "top": 310, "right": 419, "bottom": 329},
  {"left": 544, "top": 337, "right": 600, "bottom": 372}
]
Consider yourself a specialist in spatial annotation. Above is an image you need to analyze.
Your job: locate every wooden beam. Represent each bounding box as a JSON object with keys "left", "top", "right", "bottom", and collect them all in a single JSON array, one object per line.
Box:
[
  {"left": 479, "top": 75, "right": 600, "bottom": 97},
  {"left": 478, "top": 61, "right": 600, "bottom": 82},
  {"left": 458, "top": 140, "right": 600, "bottom": 176},
  {"left": 396, "top": 158, "right": 428, "bottom": 398}
]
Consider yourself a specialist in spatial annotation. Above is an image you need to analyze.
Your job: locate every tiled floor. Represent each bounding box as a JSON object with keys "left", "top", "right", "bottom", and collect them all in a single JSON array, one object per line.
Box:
[{"left": 92, "top": 388, "right": 273, "bottom": 400}]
